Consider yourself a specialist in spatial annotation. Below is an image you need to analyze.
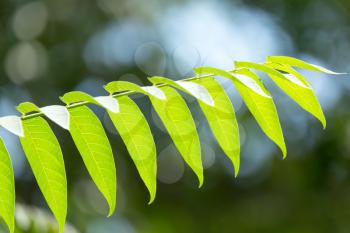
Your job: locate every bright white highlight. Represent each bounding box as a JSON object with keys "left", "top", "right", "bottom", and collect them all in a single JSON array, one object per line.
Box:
[
  {"left": 282, "top": 74, "right": 311, "bottom": 89},
  {"left": 310, "top": 64, "right": 345, "bottom": 75},
  {"left": 40, "top": 105, "right": 70, "bottom": 130},
  {"left": 94, "top": 96, "right": 120, "bottom": 113},
  {"left": 142, "top": 86, "right": 166, "bottom": 100},
  {"left": 0, "top": 116, "right": 24, "bottom": 137},
  {"left": 234, "top": 74, "right": 271, "bottom": 98},
  {"left": 176, "top": 81, "right": 215, "bottom": 106}
]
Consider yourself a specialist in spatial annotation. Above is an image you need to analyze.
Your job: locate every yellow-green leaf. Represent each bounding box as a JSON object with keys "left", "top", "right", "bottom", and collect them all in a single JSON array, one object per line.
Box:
[
  {"left": 235, "top": 61, "right": 326, "bottom": 128},
  {"left": 195, "top": 67, "right": 286, "bottom": 157},
  {"left": 18, "top": 103, "right": 67, "bottom": 233},
  {"left": 0, "top": 138, "right": 15, "bottom": 233},
  {"left": 192, "top": 78, "right": 240, "bottom": 176},
  {"left": 149, "top": 85, "right": 203, "bottom": 187},
  {"left": 64, "top": 105, "right": 117, "bottom": 216},
  {"left": 266, "top": 56, "right": 345, "bottom": 74},
  {"left": 105, "top": 95, "right": 157, "bottom": 204}
]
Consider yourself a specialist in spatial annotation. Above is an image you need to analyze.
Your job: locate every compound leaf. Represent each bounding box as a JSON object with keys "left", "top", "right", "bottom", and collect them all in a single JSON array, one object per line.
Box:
[{"left": 0, "top": 138, "right": 15, "bottom": 233}]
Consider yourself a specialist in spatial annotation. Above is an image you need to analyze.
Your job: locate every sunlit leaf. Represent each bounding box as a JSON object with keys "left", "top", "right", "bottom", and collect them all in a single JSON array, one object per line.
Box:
[
  {"left": 235, "top": 61, "right": 326, "bottom": 128},
  {"left": 149, "top": 85, "right": 203, "bottom": 186},
  {"left": 192, "top": 78, "right": 240, "bottom": 176},
  {"left": 0, "top": 138, "right": 15, "bottom": 233},
  {"left": 195, "top": 67, "right": 286, "bottom": 157},
  {"left": 267, "top": 56, "right": 345, "bottom": 75},
  {"left": 60, "top": 94, "right": 117, "bottom": 216},
  {"left": 17, "top": 103, "right": 67, "bottom": 233},
  {"left": 105, "top": 95, "right": 157, "bottom": 204}
]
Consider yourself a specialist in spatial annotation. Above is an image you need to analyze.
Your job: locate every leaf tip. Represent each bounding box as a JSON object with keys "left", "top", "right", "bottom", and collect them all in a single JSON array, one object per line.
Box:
[
  {"left": 321, "top": 118, "right": 327, "bottom": 130},
  {"left": 282, "top": 153, "right": 287, "bottom": 160},
  {"left": 279, "top": 142, "right": 287, "bottom": 159},
  {"left": 231, "top": 157, "right": 240, "bottom": 178},
  {"left": 107, "top": 207, "right": 116, "bottom": 218},
  {"left": 148, "top": 195, "right": 156, "bottom": 205},
  {"left": 282, "top": 148, "right": 287, "bottom": 159},
  {"left": 197, "top": 175, "right": 204, "bottom": 188},
  {"left": 234, "top": 165, "right": 240, "bottom": 178},
  {"left": 317, "top": 112, "right": 326, "bottom": 129},
  {"left": 147, "top": 187, "right": 156, "bottom": 205},
  {"left": 106, "top": 199, "right": 116, "bottom": 217}
]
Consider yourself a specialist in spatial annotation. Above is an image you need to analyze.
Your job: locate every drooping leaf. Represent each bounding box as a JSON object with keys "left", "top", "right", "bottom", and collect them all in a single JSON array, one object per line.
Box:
[
  {"left": 195, "top": 67, "right": 286, "bottom": 157},
  {"left": 235, "top": 61, "right": 326, "bottom": 128},
  {"left": 105, "top": 95, "right": 157, "bottom": 203},
  {"left": 150, "top": 86, "right": 203, "bottom": 186},
  {"left": 17, "top": 103, "right": 67, "bottom": 233},
  {"left": 0, "top": 138, "right": 15, "bottom": 233},
  {"left": 266, "top": 56, "right": 345, "bottom": 75},
  {"left": 61, "top": 102, "right": 117, "bottom": 216},
  {"left": 192, "top": 78, "right": 241, "bottom": 176}
]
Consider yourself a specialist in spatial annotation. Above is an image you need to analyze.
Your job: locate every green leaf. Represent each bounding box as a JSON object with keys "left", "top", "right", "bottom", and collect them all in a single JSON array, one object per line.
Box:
[
  {"left": 195, "top": 67, "right": 286, "bottom": 157},
  {"left": 149, "top": 86, "right": 203, "bottom": 187},
  {"left": 60, "top": 91, "right": 98, "bottom": 105},
  {"left": 0, "top": 138, "right": 15, "bottom": 233},
  {"left": 192, "top": 78, "right": 240, "bottom": 176},
  {"left": 235, "top": 61, "right": 326, "bottom": 128},
  {"left": 105, "top": 95, "right": 157, "bottom": 203},
  {"left": 64, "top": 105, "right": 117, "bottom": 216},
  {"left": 17, "top": 104, "right": 67, "bottom": 233},
  {"left": 16, "top": 102, "right": 41, "bottom": 114},
  {"left": 266, "top": 56, "right": 345, "bottom": 74}
]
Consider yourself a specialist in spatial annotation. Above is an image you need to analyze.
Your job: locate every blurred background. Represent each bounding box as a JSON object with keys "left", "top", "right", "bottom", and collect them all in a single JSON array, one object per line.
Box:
[{"left": 1, "top": 0, "right": 350, "bottom": 232}]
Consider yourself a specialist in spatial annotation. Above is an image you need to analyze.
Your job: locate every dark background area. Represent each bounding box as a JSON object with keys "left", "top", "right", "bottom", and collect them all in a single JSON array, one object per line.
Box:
[{"left": 1, "top": 0, "right": 350, "bottom": 232}]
